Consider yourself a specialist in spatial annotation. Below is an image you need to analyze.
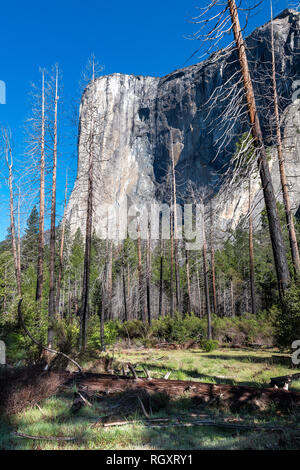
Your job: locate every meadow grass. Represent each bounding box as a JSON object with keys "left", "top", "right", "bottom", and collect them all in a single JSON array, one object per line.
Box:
[{"left": 1, "top": 347, "right": 300, "bottom": 450}]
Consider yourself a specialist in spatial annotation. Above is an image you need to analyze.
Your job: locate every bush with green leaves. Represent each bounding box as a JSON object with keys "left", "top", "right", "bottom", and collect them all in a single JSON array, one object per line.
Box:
[
  {"left": 151, "top": 313, "right": 205, "bottom": 343},
  {"left": 88, "top": 317, "right": 120, "bottom": 349},
  {"left": 211, "top": 313, "right": 274, "bottom": 346},
  {"left": 118, "top": 320, "right": 149, "bottom": 339},
  {"left": 275, "top": 283, "right": 300, "bottom": 349},
  {"left": 200, "top": 339, "right": 219, "bottom": 352}
]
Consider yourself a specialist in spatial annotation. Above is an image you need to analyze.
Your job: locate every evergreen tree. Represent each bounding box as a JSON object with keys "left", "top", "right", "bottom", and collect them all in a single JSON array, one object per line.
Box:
[{"left": 22, "top": 206, "right": 39, "bottom": 268}]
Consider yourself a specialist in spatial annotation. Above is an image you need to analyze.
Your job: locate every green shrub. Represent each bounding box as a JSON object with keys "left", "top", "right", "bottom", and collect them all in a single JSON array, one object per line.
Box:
[
  {"left": 151, "top": 313, "right": 204, "bottom": 343},
  {"left": 201, "top": 339, "right": 219, "bottom": 352},
  {"left": 88, "top": 317, "right": 120, "bottom": 349},
  {"left": 275, "top": 283, "right": 300, "bottom": 349},
  {"left": 118, "top": 320, "right": 149, "bottom": 339}
]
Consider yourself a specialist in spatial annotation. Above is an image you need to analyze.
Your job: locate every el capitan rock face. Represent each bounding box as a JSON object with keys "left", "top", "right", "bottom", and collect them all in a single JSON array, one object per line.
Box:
[{"left": 66, "top": 9, "right": 300, "bottom": 237}]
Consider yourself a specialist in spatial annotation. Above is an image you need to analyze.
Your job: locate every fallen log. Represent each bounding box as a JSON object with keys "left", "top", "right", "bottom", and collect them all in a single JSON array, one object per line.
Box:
[
  {"left": 77, "top": 374, "right": 300, "bottom": 410},
  {"left": 270, "top": 373, "right": 300, "bottom": 390},
  {"left": 102, "top": 418, "right": 295, "bottom": 432},
  {"left": 0, "top": 368, "right": 70, "bottom": 416},
  {"left": 12, "top": 431, "right": 76, "bottom": 441}
]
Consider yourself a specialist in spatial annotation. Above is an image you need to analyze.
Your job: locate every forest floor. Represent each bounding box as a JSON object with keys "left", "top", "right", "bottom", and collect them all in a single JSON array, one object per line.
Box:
[{"left": 1, "top": 347, "right": 300, "bottom": 450}]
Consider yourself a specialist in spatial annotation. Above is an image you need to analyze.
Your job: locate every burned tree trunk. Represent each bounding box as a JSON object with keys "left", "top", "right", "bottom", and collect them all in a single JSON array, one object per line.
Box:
[
  {"left": 158, "top": 235, "right": 164, "bottom": 317},
  {"left": 185, "top": 249, "right": 192, "bottom": 315},
  {"left": 4, "top": 131, "right": 22, "bottom": 297},
  {"left": 56, "top": 172, "right": 68, "bottom": 313},
  {"left": 202, "top": 218, "right": 212, "bottom": 339},
  {"left": 48, "top": 66, "right": 59, "bottom": 348},
  {"left": 146, "top": 217, "right": 152, "bottom": 326},
  {"left": 270, "top": 4, "right": 300, "bottom": 277},
  {"left": 210, "top": 201, "right": 217, "bottom": 315},
  {"left": 248, "top": 178, "right": 257, "bottom": 315},
  {"left": 36, "top": 70, "right": 45, "bottom": 303},
  {"left": 228, "top": 0, "right": 290, "bottom": 299}
]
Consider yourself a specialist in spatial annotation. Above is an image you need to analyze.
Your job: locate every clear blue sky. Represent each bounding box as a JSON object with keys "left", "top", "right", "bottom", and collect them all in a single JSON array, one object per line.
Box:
[{"left": 0, "top": 0, "right": 290, "bottom": 240}]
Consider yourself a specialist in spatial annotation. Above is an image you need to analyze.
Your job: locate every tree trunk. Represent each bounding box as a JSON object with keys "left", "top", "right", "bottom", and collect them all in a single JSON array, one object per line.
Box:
[
  {"left": 48, "top": 67, "right": 59, "bottom": 348},
  {"left": 137, "top": 223, "right": 145, "bottom": 322},
  {"left": 248, "top": 178, "right": 257, "bottom": 315},
  {"left": 202, "top": 219, "right": 212, "bottom": 339},
  {"left": 170, "top": 130, "right": 181, "bottom": 312},
  {"left": 5, "top": 136, "right": 22, "bottom": 297},
  {"left": 146, "top": 218, "right": 152, "bottom": 326},
  {"left": 17, "top": 185, "right": 21, "bottom": 287},
  {"left": 56, "top": 172, "right": 68, "bottom": 313},
  {"left": 228, "top": 0, "right": 290, "bottom": 299},
  {"left": 196, "top": 264, "right": 202, "bottom": 317},
  {"left": 230, "top": 279, "right": 234, "bottom": 317},
  {"left": 210, "top": 201, "right": 217, "bottom": 315},
  {"left": 80, "top": 115, "right": 94, "bottom": 350},
  {"left": 170, "top": 210, "right": 175, "bottom": 318},
  {"left": 36, "top": 70, "right": 45, "bottom": 303},
  {"left": 98, "top": 295, "right": 106, "bottom": 352},
  {"left": 158, "top": 236, "right": 164, "bottom": 317},
  {"left": 185, "top": 249, "right": 192, "bottom": 315},
  {"left": 122, "top": 265, "right": 128, "bottom": 322},
  {"left": 270, "top": 2, "right": 300, "bottom": 277}
]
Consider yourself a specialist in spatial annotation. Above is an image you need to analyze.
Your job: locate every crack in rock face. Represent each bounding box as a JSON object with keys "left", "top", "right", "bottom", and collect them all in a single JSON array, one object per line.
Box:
[{"left": 66, "top": 9, "right": 300, "bottom": 238}]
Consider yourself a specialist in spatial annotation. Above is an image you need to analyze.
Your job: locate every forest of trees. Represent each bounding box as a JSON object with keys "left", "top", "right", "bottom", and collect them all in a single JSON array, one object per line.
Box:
[{"left": 1, "top": 0, "right": 300, "bottom": 364}]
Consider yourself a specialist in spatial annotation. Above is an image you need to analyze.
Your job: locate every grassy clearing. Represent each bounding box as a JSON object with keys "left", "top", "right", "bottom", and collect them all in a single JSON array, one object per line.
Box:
[
  {"left": 113, "top": 347, "right": 300, "bottom": 391},
  {"left": 1, "top": 347, "right": 300, "bottom": 450}
]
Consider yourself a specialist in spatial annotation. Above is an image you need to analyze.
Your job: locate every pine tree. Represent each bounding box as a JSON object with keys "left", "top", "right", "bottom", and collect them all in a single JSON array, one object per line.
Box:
[{"left": 22, "top": 206, "right": 39, "bottom": 269}]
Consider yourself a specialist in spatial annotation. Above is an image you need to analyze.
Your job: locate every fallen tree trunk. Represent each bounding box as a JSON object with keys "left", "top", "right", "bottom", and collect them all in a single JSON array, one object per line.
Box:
[
  {"left": 77, "top": 374, "right": 300, "bottom": 411},
  {"left": 270, "top": 373, "right": 300, "bottom": 390},
  {"left": 0, "top": 368, "right": 70, "bottom": 416}
]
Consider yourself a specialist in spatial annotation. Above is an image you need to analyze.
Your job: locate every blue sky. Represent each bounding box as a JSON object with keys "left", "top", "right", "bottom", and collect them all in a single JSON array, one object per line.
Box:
[{"left": 0, "top": 0, "right": 290, "bottom": 240}]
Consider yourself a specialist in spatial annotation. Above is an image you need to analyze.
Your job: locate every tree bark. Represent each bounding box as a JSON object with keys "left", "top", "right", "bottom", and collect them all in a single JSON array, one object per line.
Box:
[
  {"left": 137, "top": 223, "right": 145, "bottom": 322},
  {"left": 170, "top": 130, "right": 181, "bottom": 312},
  {"left": 202, "top": 217, "right": 212, "bottom": 339},
  {"left": 48, "top": 66, "right": 59, "bottom": 348},
  {"left": 56, "top": 172, "right": 68, "bottom": 313},
  {"left": 146, "top": 217, "right": 152, "bottom": 326},
  {"left": 185, "top": 249, "right": 192, "bottom": 315},
  {"left": 5, "top": 135, "right": 22, "bottom": 297},
  {"left": 122, "top": 265, "right": 128, "bottom": 322},
  {"left": 270, "top": 2, "right": 300, "bottom": 277},
  {"left": 210, "top": 201, "right": 217, "bottom": 315},
  {"left": 36, "top": 70, "right": 45, "bottom": 303},
  {"left": 158, "top": 235, "right": 164, "bottom": 317},
  {"left": 228, "top": 0, "right": 290, "bottom": 299},
  {"left": 80, "top": 108, "right": 94, "bottom": 350},
  {"left": 248, "top": 178, "right": 257, "bottom": 315}
]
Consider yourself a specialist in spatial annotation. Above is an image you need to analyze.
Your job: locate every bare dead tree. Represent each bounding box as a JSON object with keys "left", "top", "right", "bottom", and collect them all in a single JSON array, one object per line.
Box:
[
  {"left": 270, "top": 0, "right": 300, "bottom": 277},
  {"left": 170, "top": 129, "right": 181, "bottom": 313},
  {"left": 248, "top": 176, "right": 257, "bottom": 315},
  {"left": 202, "top": 208, "right": 212, "bottom": 338},
  {"left": 146, "top": 216, "right": 152, "bottom": 325},
  {"left": 36, "top": 69, "right": 46, "bottom": 303},
  {"left": 137, "top": 222, "right": 145, "bottom": 321},
  {"left": 3, "top": 128, "right": 22, "bottom": 297},
  {"left": 48, "top": 65, "right": 59, "bottom": 348},
  {"left": 79, "top": 55, "right": 104, "bottom": 350},
  {"left": 56, "top": 171, "right": 68, "bottom": 312},
  {"left": 192, "top": 0, "right": 291, "bottom": 299},
  {"left": 185, "top": 249, "right": 192, "bottom": 315},
  {"left": 209, "top": 200, "right": 217, "bottom": 315},
  {"left": 158, "top": 232, "right": 164, "bottom": 317}
]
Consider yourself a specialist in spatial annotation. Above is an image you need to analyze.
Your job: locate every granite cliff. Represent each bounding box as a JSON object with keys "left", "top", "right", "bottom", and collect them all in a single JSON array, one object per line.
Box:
[{"left": 66, "top": 9, "right": 300, "bottom": 238}]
